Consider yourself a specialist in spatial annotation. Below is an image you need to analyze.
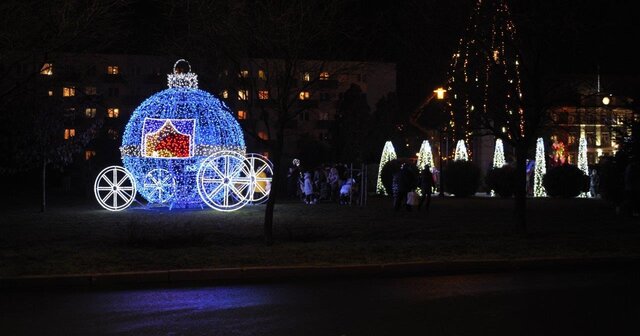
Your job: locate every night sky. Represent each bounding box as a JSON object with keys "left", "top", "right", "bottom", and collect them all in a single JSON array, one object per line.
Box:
[{"left": 116, "top": 0, "right": 639, "bottom": 111}]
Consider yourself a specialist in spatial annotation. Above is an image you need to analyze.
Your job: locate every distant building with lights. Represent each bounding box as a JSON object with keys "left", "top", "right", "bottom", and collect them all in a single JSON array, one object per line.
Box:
[
  {"left": 546, "top": 78, "right": 637, "bottom": 165},
  {"left": 9, "top": 53, "right": 395, "bottom": 169}
]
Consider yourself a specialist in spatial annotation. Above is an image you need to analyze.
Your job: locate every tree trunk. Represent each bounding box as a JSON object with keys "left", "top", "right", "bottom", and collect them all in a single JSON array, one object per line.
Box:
[
  {"left": 514, "top": 143, "right": 528, "bottom": 235},
  {"left": 41, "top": 158, "right": 47, "bottom": 213},
  {"left": 263, "top": 126, "right": 285, "bottom": 246}
]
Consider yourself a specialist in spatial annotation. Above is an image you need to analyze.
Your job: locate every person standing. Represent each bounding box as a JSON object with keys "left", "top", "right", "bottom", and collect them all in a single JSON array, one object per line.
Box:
[
  {"left": 393, "top": 163, "right": 411, "bottom": 211},
  {"left": 589, "top": 167, "right": 600, "bottom": 198},
  {"left": 418, "top": 165, "right": 434, "bottom": 211},
  {"left": 303, "top": 172, "right": 314, "bottom": 204}
]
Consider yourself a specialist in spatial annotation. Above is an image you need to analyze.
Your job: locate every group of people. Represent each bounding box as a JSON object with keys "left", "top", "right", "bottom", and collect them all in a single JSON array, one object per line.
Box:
[
  {"left": 287, "top": 163, "right": 359, "bottom": 205},
  {"left": 392, "top": 164, "right": 435, "bottom": 212}
]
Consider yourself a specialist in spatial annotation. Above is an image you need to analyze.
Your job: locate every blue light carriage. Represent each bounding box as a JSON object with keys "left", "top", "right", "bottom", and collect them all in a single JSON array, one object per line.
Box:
[{"left": 93, "top": 60, "right": 273, "bottom": 212}]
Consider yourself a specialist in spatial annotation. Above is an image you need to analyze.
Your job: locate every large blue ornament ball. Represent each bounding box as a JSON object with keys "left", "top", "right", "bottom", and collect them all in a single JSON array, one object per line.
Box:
[{"left": 121, "top": 87, "right": 246, "bottom": 208}]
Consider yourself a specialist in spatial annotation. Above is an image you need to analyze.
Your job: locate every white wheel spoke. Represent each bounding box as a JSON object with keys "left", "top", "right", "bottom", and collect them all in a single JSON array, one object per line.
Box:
[
  {"left": 142, "top": 169, "right": 175, "bottom": 204},
  {"left": 101, "top": 175, "right": 114, "bottom": 188},
  {"left": 206, "top": 183, "right": 224, "bottom": 199},
  {"left": 254, "top": 182, "right": 267, "bottom": 194},
  {"left": 100, "top": 190, "right": 115, "bottom": 203}
]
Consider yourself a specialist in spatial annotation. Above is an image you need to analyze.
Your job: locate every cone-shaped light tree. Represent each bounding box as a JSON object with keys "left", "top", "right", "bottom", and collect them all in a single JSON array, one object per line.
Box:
[
  {"left": 454, "top": 140, "right": 469, "bottom": 161},
  {"left": 534, "top": 137, "right": 547, "bottom": 197},
  {"left": 493, "top": 138, "right": 506, "bottom": 168},
  {"left": 445, "top": 0, "right": 524, "bottom": 159},
  {"left": 444, "top": 0, "right": 557, "bottom": 233},
  {"left": 578, "top": 134, "right": 589, "bottom": 197},
  {"left": 377, "top": 141, "right": 397, "bottom": 195},
  {"left": 417, "top": 140, "right": 435, "bottom": 171}
]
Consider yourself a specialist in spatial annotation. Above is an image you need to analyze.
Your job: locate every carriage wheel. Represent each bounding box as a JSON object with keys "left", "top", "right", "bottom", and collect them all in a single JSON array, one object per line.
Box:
[
  {"left": 143, "top": 169, "right": 176, "bottom": 204},
  {"left": 197, "top": 151, "right": 251, "bottom": 211},
  {"left": 245, "top": 153, "right": 273, "bottom": 204},
  {"left": 94, "top": 166, "right": 137, "bottom": 211}
]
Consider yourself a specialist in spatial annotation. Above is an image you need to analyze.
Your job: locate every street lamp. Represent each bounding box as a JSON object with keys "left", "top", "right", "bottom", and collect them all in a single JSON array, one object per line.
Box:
[
  {"left": 434, "top": 87, "right": 447, "bottom": 197},
  {"left": 434, "top": 87, "right": 447, "bottom": 100}
]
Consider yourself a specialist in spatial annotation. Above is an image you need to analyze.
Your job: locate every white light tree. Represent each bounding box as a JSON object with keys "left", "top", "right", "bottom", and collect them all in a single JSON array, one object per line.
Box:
[
  {"left": 417, "top": 140, "right": 435, "bottom": 171},
  {"left": 534, "top": 137, "right": 547, "bottom": 197},
  {"left": 377, "top": 141, "right": 397, "bottom": 195},
  {"left": 454, "top": 140, "right": 469, "bottom": 161},
  {"left": 578, "top": 134, "right": 589, "bottom": 197},
  {"left": 493, "top": 138, "right": 506, "bottom": 168},
  {"left": 417, "top": 140, "right": 436, "bottom": 196}
]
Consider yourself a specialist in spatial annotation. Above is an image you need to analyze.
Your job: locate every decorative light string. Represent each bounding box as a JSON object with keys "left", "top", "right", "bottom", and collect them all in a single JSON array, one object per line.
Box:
[{"left": 445, "top": 0, "right": 524, "bottom": 158}]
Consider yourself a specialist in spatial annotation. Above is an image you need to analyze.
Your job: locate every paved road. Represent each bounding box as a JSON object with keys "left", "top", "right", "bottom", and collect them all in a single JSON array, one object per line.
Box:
[{"left": 2, "top": 268, "right": 638, "bottom": 335}]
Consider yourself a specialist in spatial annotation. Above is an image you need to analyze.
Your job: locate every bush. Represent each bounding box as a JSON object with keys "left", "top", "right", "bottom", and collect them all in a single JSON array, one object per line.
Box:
[
  {"left": 542, "top": 164, "right": 589, "bottom": 198},
  {"left": 485, "top": 165, "right": 516, "bottom": 197},
  {"left": 380, "top": 159, "right": 418, "bottom": 195},
  {"left": 444, "top": 160, "right": 481, "bottom": 197}
]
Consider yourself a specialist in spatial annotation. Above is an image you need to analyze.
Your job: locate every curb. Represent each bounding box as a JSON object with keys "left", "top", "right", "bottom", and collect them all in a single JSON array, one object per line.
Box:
[{"left": 2, "top": 256, "right": 639, "bottom": 289}]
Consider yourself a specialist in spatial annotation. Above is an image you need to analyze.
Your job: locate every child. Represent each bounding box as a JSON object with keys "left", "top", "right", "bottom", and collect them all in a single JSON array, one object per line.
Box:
[
  {"left": 406, "top": 189, "right": 419, "bottom": 211},
  {"left": 339, "top": 178, "right": 355, "bottom": 205}
]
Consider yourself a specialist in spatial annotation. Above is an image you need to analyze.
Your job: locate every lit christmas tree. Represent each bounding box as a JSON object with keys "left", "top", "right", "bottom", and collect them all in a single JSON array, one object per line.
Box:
[
  {"left": 454, "top": 140, "right": 469, "bottom": 161},
  {"left": 445, "top": 0, "right": 524, "bottom": 156},
  {"left": 534, "top": 137, "right": 547, "bottom": 197},
  {"left": 492, "top": 138, "right": 506, "bottom": 168},
  {"left": 417, "top": 140, "right": 436, "bottom": 196},
  {"left": 417, "top": 140, "right": 435, "bottom": 171},
  {"left": 376, "top": 141, "right": 397, "bottom": 195},
  {"left": 578, "top": 134, "right": 589, "bottom": 198}
]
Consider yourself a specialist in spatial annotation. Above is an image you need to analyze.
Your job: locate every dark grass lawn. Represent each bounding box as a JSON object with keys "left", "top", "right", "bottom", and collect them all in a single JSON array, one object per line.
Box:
[{"left": 1, "top": 195, "right": 639, "bottom": 276}]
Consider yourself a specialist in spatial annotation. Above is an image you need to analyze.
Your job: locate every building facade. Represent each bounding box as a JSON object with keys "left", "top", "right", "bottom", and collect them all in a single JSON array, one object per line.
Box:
[
  {"left": 8, "top": 54, "right": 395, "bottom": 169},
  {"left": 548, "top": 92, "right": 636, "bottom": 165}
]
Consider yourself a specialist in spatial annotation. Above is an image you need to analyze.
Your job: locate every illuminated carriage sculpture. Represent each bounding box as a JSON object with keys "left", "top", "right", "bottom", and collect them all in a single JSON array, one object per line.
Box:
[{"left": 94, "top": 60, "right": 273, "bottom": 211}]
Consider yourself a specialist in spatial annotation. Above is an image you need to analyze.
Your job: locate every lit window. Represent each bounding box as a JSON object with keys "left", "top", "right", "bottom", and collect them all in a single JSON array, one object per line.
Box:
[
  {"left": 568, "top": 135, "right": 575, "bottom": 144},
  {"left": 64, "top": 128, "right": 76, "bottom": 140},
  {"left": 239, "top": 70, "right": 249, "bottom": 78},
  {"left": 238, "top": 90, "right": 249, "bottom": 100},
  {"left": 258, "top": 131, "right": 269, "bottom": 140},
  {"left": 320, "top": 71, "right": 330, "bottom": 80},
  {"left": 258, "top": 90, "right": 269, "bottom": 100},
  {"left": 258, "top": 70, "right": 267, "bottom": 80},
  {"left": 107, "top": 65, "right": 119, "bottom": 75},
  {"left": 221, "top": 90, "right": 229, "bottom": 99},
  {"left": 107, "top": 108, "right": 120, "bottom": 118},
  {"left": 47, "top": 90, "right": 54, "bottom": 97},
  {"left": 299, "top": 91, "right": 310, "bottom": 100},
  {"left": 62, "top": 87, "right": 76, "bottom": 97},
  {"left": 303, "top": 72, "right": 311, "bottom": 81},
  {"left": 85, "top": 86, "right": 97, "bottom": 95},
  {"left": 40, "top": 63, "right": 53, "bottom": 75},
  {"left": 85, "top": 108, "right": 96, "bottom": 118},
  {"left": 237, "top": 110, "right": 247, "bottom": 120},
  {"left": 85, "top": 150, "right": 96, "bottom": 160}
]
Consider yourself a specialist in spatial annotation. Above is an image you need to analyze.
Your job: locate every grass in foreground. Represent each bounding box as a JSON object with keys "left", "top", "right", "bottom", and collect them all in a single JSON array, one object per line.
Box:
[{"left": 1, "top": 196, "right": 639, "bottom": 276}]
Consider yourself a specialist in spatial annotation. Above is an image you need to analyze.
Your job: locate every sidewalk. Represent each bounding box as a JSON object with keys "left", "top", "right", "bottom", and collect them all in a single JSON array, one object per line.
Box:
[{"left": 2, "top": 256, "right": 638, "bottom": 289}]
